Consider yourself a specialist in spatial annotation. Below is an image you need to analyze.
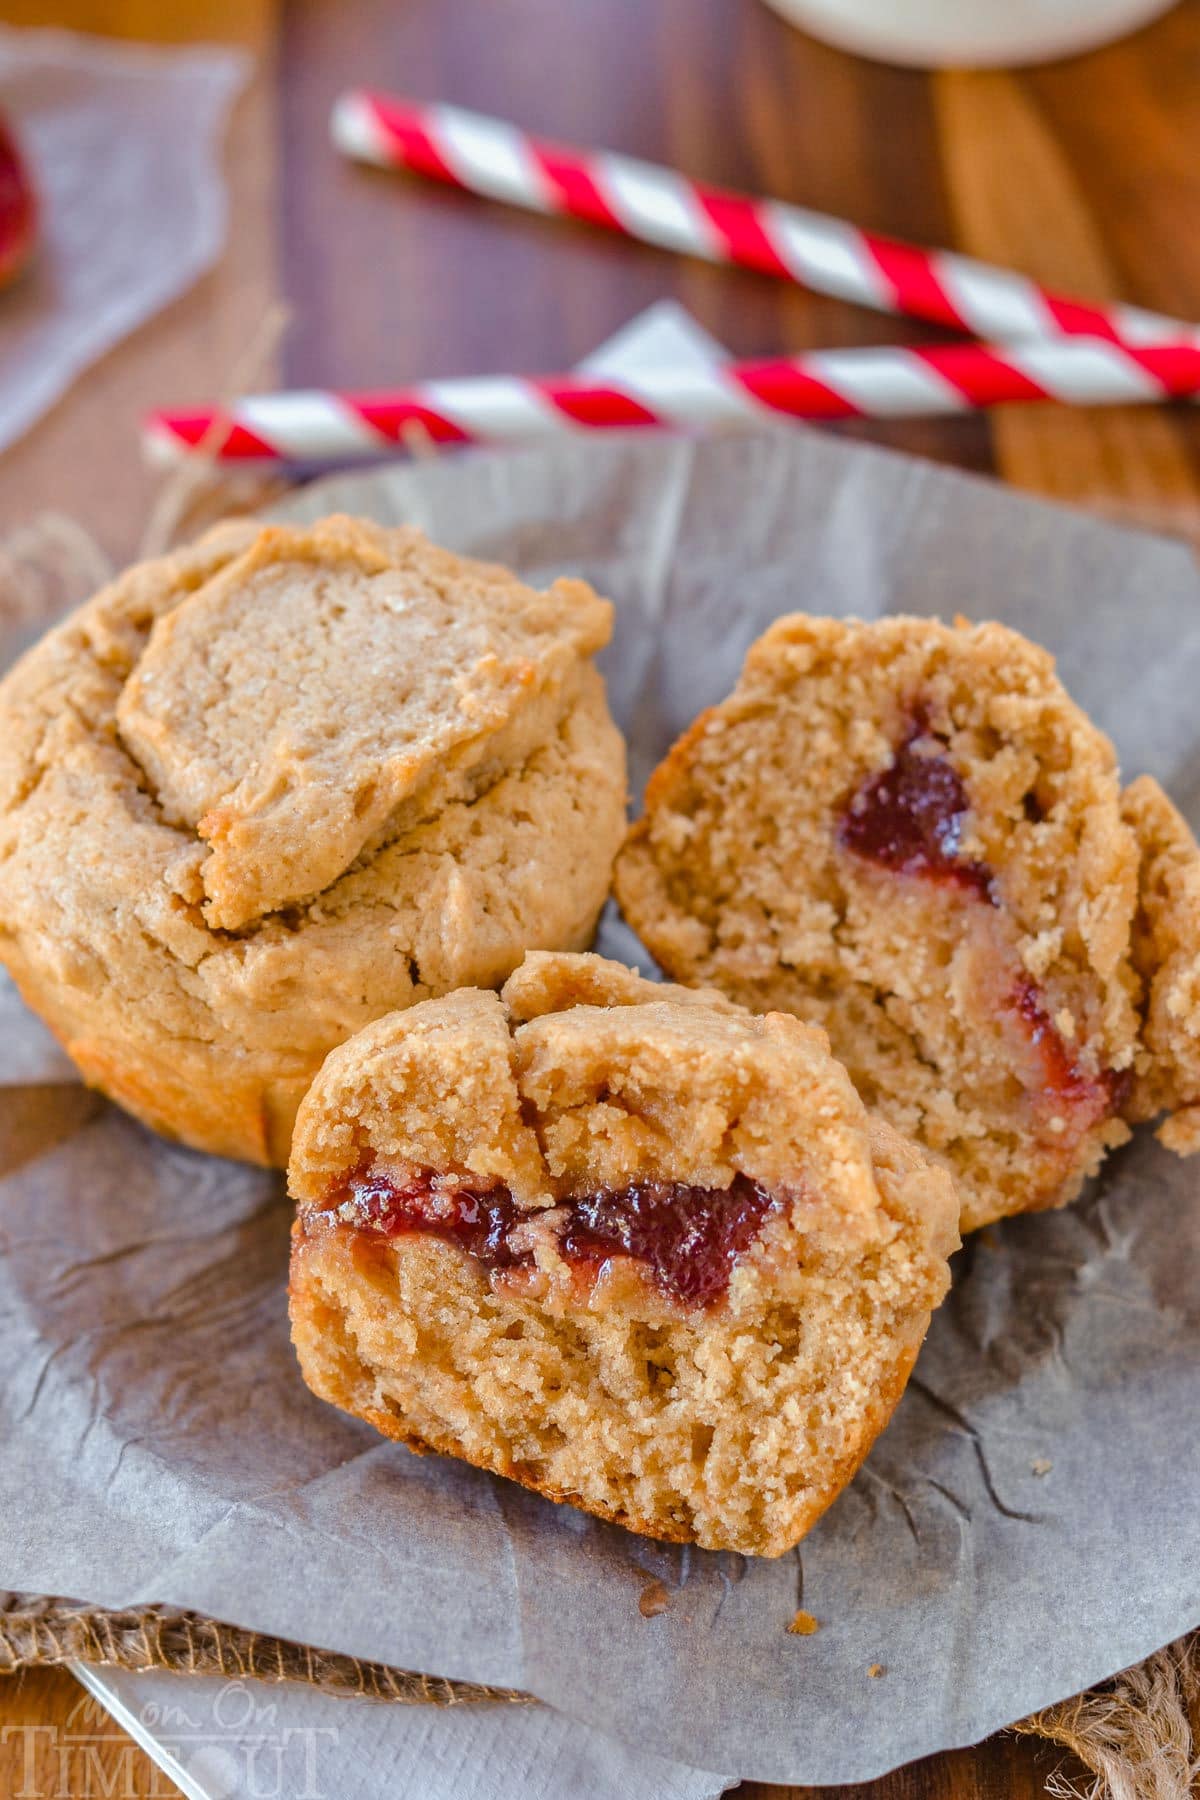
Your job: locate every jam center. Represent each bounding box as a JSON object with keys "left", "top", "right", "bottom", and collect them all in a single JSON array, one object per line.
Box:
[
  {"left": 347, "top": 1169, "right": 530, "bottom": 1268},
  {"left": 837, "top": 711, "right": 1129, "bottom": 1139},
  {"left": 559, "top": 1178, "right": 778, "bottom": 1306},
  {"left": 336, "top": 1169, "right": 779, "bottom": 1308},
  {"left": 839, "top": 714, "right": 993, "bottom": 899},
  {"left": 1008, "top": 975, "right": 1132, "bottom": 1127}
]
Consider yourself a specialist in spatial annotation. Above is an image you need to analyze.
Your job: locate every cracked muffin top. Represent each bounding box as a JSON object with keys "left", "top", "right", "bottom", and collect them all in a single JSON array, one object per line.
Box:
[
  {"left": 0, "top": 517, "right": 626, "bottom": 1164},
  {"left": 115, "top": 516, "right": 611, "bottom": 929}
]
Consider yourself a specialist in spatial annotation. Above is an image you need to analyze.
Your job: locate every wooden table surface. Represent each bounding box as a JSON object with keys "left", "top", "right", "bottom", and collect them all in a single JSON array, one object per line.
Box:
[{"left": 2, "top": 0, "right": 1198, "bottom": 1794}]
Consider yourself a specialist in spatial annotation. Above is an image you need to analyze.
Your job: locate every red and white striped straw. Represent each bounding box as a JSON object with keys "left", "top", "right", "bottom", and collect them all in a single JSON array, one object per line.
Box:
[
  {"left": 332, "top": 90, "right": 1190, "bottom": 351},
  {"left": 146, "top": 339, "right": 1200, "bottom": 465}
]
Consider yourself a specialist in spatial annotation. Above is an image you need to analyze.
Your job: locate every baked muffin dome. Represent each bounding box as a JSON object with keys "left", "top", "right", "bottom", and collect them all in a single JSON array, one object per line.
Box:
[
  {"left": 288, "top": 952, "right": 958, "bottom": 1557},
  {"left": 616, "top": 614, "right": 1200, "bottom": 1232},
  {"left": 0, "top": 516, "right": 626, "bottom": 1163}
]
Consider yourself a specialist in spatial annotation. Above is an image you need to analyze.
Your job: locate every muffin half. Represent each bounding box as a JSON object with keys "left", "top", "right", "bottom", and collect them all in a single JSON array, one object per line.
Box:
[
  {"left": 288, "top": 952, "right": 959, "bottom": 1556},
  {"left": 616, "top": 614, "right": 1200, "bottom": 1230}
]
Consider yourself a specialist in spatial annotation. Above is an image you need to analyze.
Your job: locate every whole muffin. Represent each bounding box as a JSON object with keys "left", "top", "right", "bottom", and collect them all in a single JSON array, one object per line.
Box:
[
  {"left": 615, "top": 614, "right": 1200, "bottom": 1232},
  {"left": 0, "top": 515, "right": 626, "bottom": 1163},
  {"left": 288, "top": 952, "right": 958, "bottom": 1556}
]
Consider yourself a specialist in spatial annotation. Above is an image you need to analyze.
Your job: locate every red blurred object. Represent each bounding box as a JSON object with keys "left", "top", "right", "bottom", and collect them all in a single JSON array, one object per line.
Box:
[{"left": 0, "top": 113, "right": 37, "bottom": 289}]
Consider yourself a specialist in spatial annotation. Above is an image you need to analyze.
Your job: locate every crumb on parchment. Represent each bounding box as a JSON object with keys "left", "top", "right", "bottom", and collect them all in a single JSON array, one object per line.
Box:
[
  {"left": 868, "top": 1663, "right": 886, "bottom": 1678},
  {"left": 787, "top": 1610, "right": 820, "bottom": 1636},
  {"left": 1031, "top": 1457, "right": 1053, "bottom": 1477},
  {"left": 638, "top": 1578, "right": 671, "bottom": 1618}
]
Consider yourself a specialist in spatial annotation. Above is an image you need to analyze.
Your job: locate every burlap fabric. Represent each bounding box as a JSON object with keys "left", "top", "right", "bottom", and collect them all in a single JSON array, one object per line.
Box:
[
  {"left": 0, "top": 1598, "right": 1196, "bottom": 1797},
  {"left": 0, "top": 1594, "right": 525, "bottom": 1707}
]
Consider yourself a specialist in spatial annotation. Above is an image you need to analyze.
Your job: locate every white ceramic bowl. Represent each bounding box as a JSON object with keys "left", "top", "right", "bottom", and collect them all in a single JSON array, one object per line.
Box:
[{"left": 760, "top": 0, "right": 1178, "bottom": 67}]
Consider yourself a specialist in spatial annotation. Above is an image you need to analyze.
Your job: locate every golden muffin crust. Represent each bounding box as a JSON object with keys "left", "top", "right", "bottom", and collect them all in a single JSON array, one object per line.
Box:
[
  {"left": 0, "top": 518, "right": 626, "bottom": 1164},
  {"left": 1121, "top": 774, "right": 1200, "bottom": 1152},
  {"left": 288, "top": 952, "right": 958, "bottom": 1557}
]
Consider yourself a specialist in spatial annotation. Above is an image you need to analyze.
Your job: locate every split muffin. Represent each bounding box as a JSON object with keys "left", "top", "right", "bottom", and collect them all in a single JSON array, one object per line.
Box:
[
  {"left": 0, "top": 516, "right": 626, "bottom": 1163},
  {"left": 288, "top": 951, "right": 959, "bottom": 1556},
  {"left": 616, "top": 614, "right": 1200, "bottom": 1231}
]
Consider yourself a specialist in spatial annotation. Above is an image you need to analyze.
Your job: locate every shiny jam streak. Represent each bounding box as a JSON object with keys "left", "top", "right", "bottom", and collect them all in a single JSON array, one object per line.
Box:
[
  {"left": 838, "top": 711, "right": 1130, "bottom": 1135},
  {"left": 558, "top": 1177, "right": 778, "bottom": 1307},
  {"left": 1008, "top": 975, "right": 1132, "bottom": 1124},
  {"left": 839, "top": 715, "right": 993, "bottom": 899},
  {"left": 341, "top": 1169, "right": 779, "bottom": 1309},
  {"left": 346, "top": 1170, "right": 531, "bottom": 1269}
]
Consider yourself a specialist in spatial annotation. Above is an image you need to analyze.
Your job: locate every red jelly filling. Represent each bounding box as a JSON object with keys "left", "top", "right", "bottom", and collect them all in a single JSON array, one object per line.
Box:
[
  {"left": 839, "top": 714, "right": 993, "bottom": 900},
  {"left": 1008, "top": 976, "right": 1132, "bottom": 1128},
  {"left": 558, "top": 1177, "right": 777, "bottom": 1307},
  {"left": 347, "top": 1169, "right": 530, "bottom": 1269},
  {"left": 339, "top": 1168, "right": 779, "bottom": 1308},
  {"left": 838, "top": 712, "right": 1130, "bottom": 1137}
]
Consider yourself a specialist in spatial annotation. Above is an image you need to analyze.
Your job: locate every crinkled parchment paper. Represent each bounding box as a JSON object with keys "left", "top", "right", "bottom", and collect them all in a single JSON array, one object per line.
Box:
[
  {"left": 0, "top": 28, "right": 247, "bottom": 453},
  {"left": 1, "top": 427, "right": 1198, "bottom": 1785}
]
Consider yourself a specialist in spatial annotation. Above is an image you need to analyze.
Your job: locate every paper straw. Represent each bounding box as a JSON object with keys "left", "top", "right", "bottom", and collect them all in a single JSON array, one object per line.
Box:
[
  {"left": 331, "top": 91, "right": 1190, "bottom": 350},
  {"left": 145, "top": 339, "right": 1200, "bottom": 465}
]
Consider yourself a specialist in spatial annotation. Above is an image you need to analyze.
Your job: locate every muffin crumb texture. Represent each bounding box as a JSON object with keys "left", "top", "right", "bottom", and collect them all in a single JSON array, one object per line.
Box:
[
  {"left": 288, "top": 952, "right": 958, "bottom": 1557},
  {"left": 616, "top": 614, "right": 1200, "bottom": 1230}
]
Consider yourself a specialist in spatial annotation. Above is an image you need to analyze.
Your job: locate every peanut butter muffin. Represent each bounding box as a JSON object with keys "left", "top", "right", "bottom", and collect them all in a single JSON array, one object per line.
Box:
[
  {"left": 288, "top": 952, "right": 958, "bottom": 1557},
  {"left": 1121, "top": 775, "right": 1200, "bottom": 1153},
  {"left": 0, "top": 517, "right": 626, "bottom": 1163},
  {"left": 615, "top": 615, "right": 1200, "bottom": 1232}
]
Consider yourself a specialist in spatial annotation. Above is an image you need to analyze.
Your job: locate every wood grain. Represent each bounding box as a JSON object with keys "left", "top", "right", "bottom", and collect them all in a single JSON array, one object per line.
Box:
[
  {"left": 1, "top": 0, "right": 1197, "bottom": 1795},
  {"left": 0, "top": 1667, "right": 180, "bottom": 1797},
  {"left": 935, "top": 47, "right": 1200, "bottom": 545},
  {"left": 276, "top": 0, "right": 996, "bottom": 479},
  {"left": 741, "top": 1730, "right": 1081, "bottom": 1800}
]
